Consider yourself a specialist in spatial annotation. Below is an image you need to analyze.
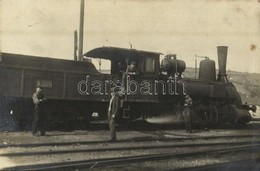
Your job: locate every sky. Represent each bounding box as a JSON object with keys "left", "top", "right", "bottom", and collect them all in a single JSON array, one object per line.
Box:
[{"left": 0, "top": 0, "right": 259, "bottom": 73}]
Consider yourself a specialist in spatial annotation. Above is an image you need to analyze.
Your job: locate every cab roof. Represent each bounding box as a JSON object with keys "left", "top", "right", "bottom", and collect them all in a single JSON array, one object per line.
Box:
[{"left": 84, "top": 47, "right": 161, "bottom": 60}]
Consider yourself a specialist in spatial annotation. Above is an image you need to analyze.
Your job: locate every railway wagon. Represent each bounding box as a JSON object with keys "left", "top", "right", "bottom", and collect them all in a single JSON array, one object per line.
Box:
[{"left": 0, "top": 53, "right": 111, "bottom": 130}]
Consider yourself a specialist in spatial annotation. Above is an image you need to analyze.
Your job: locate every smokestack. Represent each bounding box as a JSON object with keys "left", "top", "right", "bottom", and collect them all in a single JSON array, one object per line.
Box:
[
  {"left": 217, "top": 46, "right": 228, "bottom": 82},
  {"left": 78, "top": 0, "right": 85, "bottom": 61}
]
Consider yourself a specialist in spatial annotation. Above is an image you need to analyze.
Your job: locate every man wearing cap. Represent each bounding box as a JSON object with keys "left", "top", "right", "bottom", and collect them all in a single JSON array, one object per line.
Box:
[
  {"left": 32, "top": 86, "right": 46, "bottom": 136},
  {"left": 183, "top": 94, "right": 193, "bottom": 133},
  {"left": 125, "top": 61, "right": 139, "bottom": 75},
  {"left": 107, "top": 88, "right": 123, "bottom": 141}
]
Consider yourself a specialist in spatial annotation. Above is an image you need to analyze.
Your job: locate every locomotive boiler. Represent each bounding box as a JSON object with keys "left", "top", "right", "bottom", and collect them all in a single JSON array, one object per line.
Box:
[
  {"left": 0, "top": 46, "right": 256, "bottom": 131},
  {"left": 184, "top": 47, "right": 253, "bottom": 125}
]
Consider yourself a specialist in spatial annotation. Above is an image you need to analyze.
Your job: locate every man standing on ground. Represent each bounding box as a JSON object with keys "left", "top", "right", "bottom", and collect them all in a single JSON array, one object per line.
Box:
[
  {"left": 107, "top": 88, "right": 123, "bottom": 141},
  {"left": 32, "top": 85, "right": 46, "bottom": 136},
  {"left": 183, "top": 94, "right": 193, "bottom": 133}
]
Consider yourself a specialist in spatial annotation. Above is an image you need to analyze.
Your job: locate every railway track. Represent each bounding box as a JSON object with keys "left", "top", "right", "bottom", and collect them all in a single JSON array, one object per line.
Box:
[
  {"left": 2, "top": 134, "right": 260, "bottom": 170},
  {"left": 176, "top": 157, "right": 260, "bottom": 171},
  {"left": 4, "top": 143, "right": 260, "bottom": 170},
  {"left": 1, "top": 133, "right": 260, "bottom": 148},
  {"left": 1, "top": 140, "right": 260, "bottom": 157}
]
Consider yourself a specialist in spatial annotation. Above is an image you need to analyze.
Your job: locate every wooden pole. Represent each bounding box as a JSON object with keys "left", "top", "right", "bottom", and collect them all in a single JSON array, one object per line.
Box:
[{"left": 78, "top": 0, "right": 85, "bottom": 61}]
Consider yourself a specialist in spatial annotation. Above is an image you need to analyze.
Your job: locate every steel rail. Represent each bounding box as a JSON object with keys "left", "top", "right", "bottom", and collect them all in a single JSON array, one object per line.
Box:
[
  {"left": 2, "top": 140, "right": 260, "bottom": 157},
  {"left": 1, "top": 134, "right": 260, "bottom": 149},
  {"left": 4, "top": 143, "right": 260, "bottom": 170},
  {"left": 174, "top": 155, "right": 260, "bottom": 171}
]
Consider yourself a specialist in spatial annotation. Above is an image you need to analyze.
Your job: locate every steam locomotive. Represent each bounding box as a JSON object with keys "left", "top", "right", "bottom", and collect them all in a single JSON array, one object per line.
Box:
[{"left": 0, "top": 46, "right": 256, "bottom": 131}]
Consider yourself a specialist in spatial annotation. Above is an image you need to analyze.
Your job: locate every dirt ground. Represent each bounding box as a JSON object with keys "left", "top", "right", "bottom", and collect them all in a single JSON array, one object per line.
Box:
[{"left": 0, "top": 121, "right": 260, "bottom": 170}]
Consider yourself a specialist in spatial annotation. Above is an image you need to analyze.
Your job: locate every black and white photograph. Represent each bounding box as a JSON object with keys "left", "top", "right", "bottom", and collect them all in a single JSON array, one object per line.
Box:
[{"left": 0, "top": 0, "right": 260, "bottom": 170}]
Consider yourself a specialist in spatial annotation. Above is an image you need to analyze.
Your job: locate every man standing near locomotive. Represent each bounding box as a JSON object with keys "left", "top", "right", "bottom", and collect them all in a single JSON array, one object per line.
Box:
[
  {"left": 107, "top": 87, "right": 123, "bottom": 141},
  {"left": 32, "top": 85, "right": 46, "bottom": 136},
  {"left": 122, "top": 61, "right": 139, "bottom": 91},
  {"left": 183, "top": 94, "right": 193, "bottom": 133}
]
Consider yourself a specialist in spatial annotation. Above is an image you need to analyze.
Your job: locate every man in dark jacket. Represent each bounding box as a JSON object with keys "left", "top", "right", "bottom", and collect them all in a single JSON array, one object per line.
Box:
[
  {"left": 32, "top": 86, "right": 46, "bottom": 136},
  {"left": 107, "top": 88, "right": 123, "bottom": 141},
  {"left": 183, "top": 94, "right": 193, "bottom": 133}
]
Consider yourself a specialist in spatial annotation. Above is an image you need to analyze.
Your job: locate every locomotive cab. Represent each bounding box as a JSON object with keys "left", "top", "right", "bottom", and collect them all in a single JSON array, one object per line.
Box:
[
  {"left": 85, "top": 47, "right": 161, "bottom": 100},
  {"left": 85, "top": 47, "right": 162, "bottom": 120}
]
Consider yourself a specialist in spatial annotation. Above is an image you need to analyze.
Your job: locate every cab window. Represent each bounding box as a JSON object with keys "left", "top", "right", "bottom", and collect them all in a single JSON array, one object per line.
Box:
[{"left": 144, "top": 57, "right": 155, "bottom": 73}]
